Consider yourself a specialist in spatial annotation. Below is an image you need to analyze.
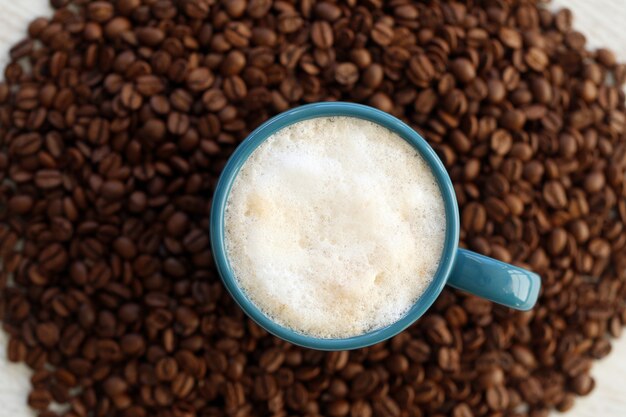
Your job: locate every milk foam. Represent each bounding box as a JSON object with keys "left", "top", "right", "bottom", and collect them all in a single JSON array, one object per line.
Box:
[{"left": 224, "top": 116, "right": 446, "bottom": 338}]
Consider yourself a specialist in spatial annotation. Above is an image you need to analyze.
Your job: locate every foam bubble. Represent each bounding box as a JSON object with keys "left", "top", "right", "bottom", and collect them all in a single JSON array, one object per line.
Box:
[{"left": 224, "top": 116, "right": 446, "bottom": 338}]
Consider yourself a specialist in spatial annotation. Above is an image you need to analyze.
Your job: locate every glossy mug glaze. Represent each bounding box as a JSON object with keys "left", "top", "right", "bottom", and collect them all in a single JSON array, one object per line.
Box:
[{"left": 210, "top": 102, "right": 541, "bottom": 350}]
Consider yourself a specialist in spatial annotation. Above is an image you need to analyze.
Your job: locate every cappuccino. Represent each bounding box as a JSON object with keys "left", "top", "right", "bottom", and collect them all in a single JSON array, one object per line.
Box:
[{"left": 224, "top": 116, "right": 446, "bottom": 338}]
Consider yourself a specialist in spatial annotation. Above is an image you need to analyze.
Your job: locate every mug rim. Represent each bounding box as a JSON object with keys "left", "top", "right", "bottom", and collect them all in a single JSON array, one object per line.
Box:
[{"left": 210, "top": 102, "right": 460, "bottom": 350}]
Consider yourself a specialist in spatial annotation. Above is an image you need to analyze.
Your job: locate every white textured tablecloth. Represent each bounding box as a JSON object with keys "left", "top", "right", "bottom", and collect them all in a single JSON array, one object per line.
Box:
[{"left": 1, "top": 1, "right": 626, "bottom": 416}]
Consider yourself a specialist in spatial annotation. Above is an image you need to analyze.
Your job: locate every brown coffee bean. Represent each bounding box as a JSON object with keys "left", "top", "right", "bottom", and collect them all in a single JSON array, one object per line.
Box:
[
  {"left": 373, "top": 397, "right": 400, "bottom": 417},
  {"left": 531, "top": 77, "right": 553, "bottom": 103},
  {"left": 38, "top": 243, "right": 68, "bottom": 272},
  {"left": 557, "top": 393, "right": 576, "bottom": 412},
  {"left": 35, "top": 322, "right": 60, "bottom": 348},
  {"left": 259, "top": 348, "right": 285, "bottom": 373},
  {"left": 363, "top": 64, "right": 384, "bottom": 89},
  {"left": 168, "top": 112, "right": 190, "bottom": 135},
  {"left": 571, "top": 374, "right": 595, "bottom": 395},
  {"left": 408, "top": 54, "right": 435, "bottom": 87},
  {"left": 136, "top": 27, "right": 165, "bottom": 46},
  {"left": 490, "top": 129, "right": 513, "bottom": 155},
  {"left": 335, "top": 63, "right": 359, "bottom": 85},
  {"left": 34, "top": 170, "right": 63, "bottom": 189},
  {"left": 156, "top": 357, "right": 179, "bottom": 382},
  {"left": 584, "top": 171, "right": 605, "bottom": 193},
  {"left": 120, "top": 83, "right": 142, "bottom": 110},
  {"left": 452, "top": 402, "right": 473, "bottom": 417},
  {"left": 499, "top": 27, "right": 523, "bottom": 49},
  {"left": 186, "top": 68, "right": 214, "bottom": 92},
  {"left": 477, "top": 368, "right": 505, "bottom": 389},
  {"left": 462, "top": 202, "right": 486, "bottom": 232},
  {"left": 525, "top": 47, "right": 549, "bottom": 71},
  {"left": 547, "top": 228, "right": 568, "bottom": 255},
  {"left": 451, "top": 58, "right": 476, "bottom": 83},
  {"left": 500, "top": 109, "right": 527, "bottom": 131},
  {"left": 10, "top": 132, "right": 42, "bottom": 156},
  {"left": 311, "top": 21, "right": 334, "bottom": 49},
  {"left": 172, "top": 373, "right": 195, "bottom": 398},
  {"left": 8, "top": 195, "right": 34, "bottom": 214},
  {"left": 543, "top": 180, "right": 568, "bottom": 209},
  {"left": 371, "top": 21, "right": 394, "bottom": 46},
  {"left": 438, "top": 347, "right": 460, "bottom": 372},
  {"left": 366, "top": 92, "right": 392, "bottom": 113},
  {"left": 87, "top": 2, "right": 114, "bottom": 22},
  {"left": 254, "top": 374, "right": 278, "bottom": 401},
  {"left": 128, "top": 191, "right": 147, "bottom": 212},
  {"left": 120, "top": 334, "right": 145, "bottom": 355},
  {"left": 103, "top": 376, "right": 128, "bottom": 396},
  {"left": 221, "top": 50, "right": 247, "bottom": 75},
  {"left": 28, "top": 389, "right": 52, "bottom": 411},
  {"left": 135, "top": 75, "right": 165, "bottom": 96},
  {"left": 596, "top": 48, "right": 616, "bottom": 67},
  {"left": 113, "top": 237, "right": 137, "bottom": 259},
  {"left": 101, "top": 180, "right": 126, "bottom": 200},
  {"left": 202, "top": 89, "right": 227, "bottom": 112}
]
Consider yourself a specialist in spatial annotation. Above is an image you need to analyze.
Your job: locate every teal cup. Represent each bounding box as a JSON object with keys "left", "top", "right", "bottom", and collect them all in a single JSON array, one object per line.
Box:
[{"left": 210, "top": 102, "right": 541, "bottom": 351}]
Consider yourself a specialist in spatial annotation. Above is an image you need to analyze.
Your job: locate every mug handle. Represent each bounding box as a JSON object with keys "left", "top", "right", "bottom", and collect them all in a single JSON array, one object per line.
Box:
[{"left": 447, "top": 249, "right": 541, "bottom": 311}]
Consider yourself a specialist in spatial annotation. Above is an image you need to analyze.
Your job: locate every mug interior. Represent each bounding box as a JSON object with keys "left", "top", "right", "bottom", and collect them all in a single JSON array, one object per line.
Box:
[{"left": 210, "top": 102, "right": 460, "bottom": 350}]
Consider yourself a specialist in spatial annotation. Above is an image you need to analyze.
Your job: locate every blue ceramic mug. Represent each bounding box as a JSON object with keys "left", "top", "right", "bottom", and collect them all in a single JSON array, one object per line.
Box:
[{"left": 210, "top": 102, "right": 541, "bottom": 351}]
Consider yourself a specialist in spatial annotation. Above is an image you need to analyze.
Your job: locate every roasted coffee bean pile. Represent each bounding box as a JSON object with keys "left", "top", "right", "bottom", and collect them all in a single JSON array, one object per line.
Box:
[{"left": 1, "top": 1, "right": 626, "bottom": 417}]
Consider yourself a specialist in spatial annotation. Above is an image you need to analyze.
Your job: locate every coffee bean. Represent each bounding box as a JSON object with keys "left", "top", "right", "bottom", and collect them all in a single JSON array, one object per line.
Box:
[
  {"left": 499, "top": 27, "right": 523, "bottom": 49},
  {"left": 543, "top": 180, "right": 568, "bottom": 209},
  {"left": 335, "top": 63, "right": 359, "bottom": 85},
  {"left": 315, "top": 2, "right": 342, "bottom": 21},
  {"left": 136, "top": 27, "right": 165, "bottom": 47},
  {"left": 10, "top": 132, "right": 42, "bottom": 156},
  {"left": 34, "top": 170, "right": 62, "bottom": 189},
  {"left": 100, "top": 180, "right": 126, "bottom": 200},
  {"left": 171, "top": 373, "right": 195, "bottom": 398},
  {"left": 186, "top": 68, "right": 214, "bottom": 92},
  {"left": 8, "top": 195, "right": 34, "bottom": 214},
  {"left": 260, "top": 348, "right": 286, "bottom": 373},
  {"left": 500, "top": 109, "right": 527, "bottom": 131},
  {"left": 525, "top": 47, "right": 549, "bottom": 71},
  {"left": 119, "top": 84, "right": 142, "bottom": 110},
  {"left": 254, "top": 374, "right": 278, "bottom": 401},
  {"left": 87, "top": 2, "right": 114, "bottom": 23},
  {"left": 120, "top": 334, "right": 145, "bottom": 356},
  {"left": 371, "top": 21, "right": 394, "bottom": 46},
  {"left": 362, "top": 64, "right": 384, "bottom": 89},
  {"left": 490, "top": 129, "right": 513, "bottom": 155},
  {"left": 35, "top": 322, "right": 60, "bottom": 348},
  {"left": 221, "top": 50, "right": 247, "bottom": 75},
  {"left": 596, "top": 48, "right": 617, "bottom": 67},
  {"left": 452, "top": 402, "right": 474, "bottom": 417},
  {"left": 311, "top": 21, "right": 334, "bottom": 49},
  {"left": 168, "top": 112, "right": 190, "bottom": 135},
  {"left": 38, "top": 243, "right": 68, "bottom": 272},
  {"left": 103, "top": 376, "right": 128, "bottom": 396},
  {"left": 438, "top": 346, "right": 460, "bottom": 372},
  {"left": 450, "top": 58, "right": 476, "bottom": 84},
  {"left": 571, "top": 374, "right": 595, "bottom": 395},
  {"left": 372, "top": 397, "right": 400, "bottom": 417},
  {"left": 155, "top": 357, "right": 179, "bottom": 382},
  {"left": 113, "top": 237, "right": 137, "bottom": 259},
  {"left": 408, "top": 54, "right": 435, "bottom": 87},
  {"left": 369, "top": 92, "right": 393, "bottom": 113},
  {"left": 584, "top": 171, "right": 605, "bottom": 192},
  {"left": 462, "top": 202, "right": 486, "bottom": 232},
  {"left": 557, "top": 393, "right": 576, "bottom": 412},
  {"left": 28, "top": 389, "right": 52, "bottom": 411}
]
